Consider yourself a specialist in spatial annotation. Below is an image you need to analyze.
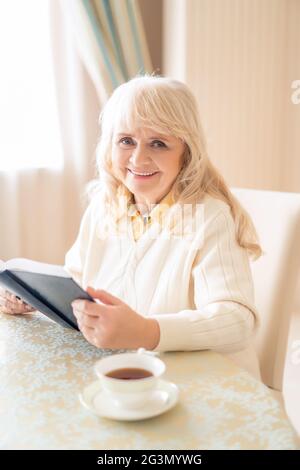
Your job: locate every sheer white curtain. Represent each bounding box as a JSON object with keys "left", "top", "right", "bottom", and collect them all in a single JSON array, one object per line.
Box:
[
  {"left": 0, "top": 0, "right": 153, "bottom": 264},
  {"left": 0, "top": 0, "right": 99, "bottom": 264}
]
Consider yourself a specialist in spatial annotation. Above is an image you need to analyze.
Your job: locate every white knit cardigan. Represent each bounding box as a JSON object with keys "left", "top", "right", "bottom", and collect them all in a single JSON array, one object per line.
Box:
[{"left": 64, "top": 194, "right": 261, "bottom": 379}]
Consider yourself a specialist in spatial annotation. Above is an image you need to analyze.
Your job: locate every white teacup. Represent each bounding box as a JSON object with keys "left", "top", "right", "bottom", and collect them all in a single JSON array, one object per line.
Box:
[{"left": 94, "top": 349, "right": 166, "bottom": 409}]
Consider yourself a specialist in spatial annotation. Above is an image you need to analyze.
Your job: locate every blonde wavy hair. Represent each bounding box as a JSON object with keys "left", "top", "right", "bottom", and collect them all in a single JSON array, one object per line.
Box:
[{"left": 85, "top": 74, "right": 262, "bottom": 261}]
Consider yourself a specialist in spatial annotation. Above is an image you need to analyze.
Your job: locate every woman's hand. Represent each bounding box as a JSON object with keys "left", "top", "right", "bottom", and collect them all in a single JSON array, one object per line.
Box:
[
  {"left": 0, "top": 287, "right": 35, "bottom": 315},
  {"left": 71, "top": 287, "right": 160, "bottom": 350}
]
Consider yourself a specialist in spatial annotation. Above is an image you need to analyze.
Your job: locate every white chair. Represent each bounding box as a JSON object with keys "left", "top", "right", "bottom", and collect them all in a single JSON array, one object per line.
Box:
[{"left": 231, "top": 188, "right": 300, "bottom": 393}]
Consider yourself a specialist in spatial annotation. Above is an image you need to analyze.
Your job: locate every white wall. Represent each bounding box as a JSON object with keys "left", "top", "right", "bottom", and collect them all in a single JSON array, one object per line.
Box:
[{"left": 163, "top": 0, "right": 300, "bottom": 192}]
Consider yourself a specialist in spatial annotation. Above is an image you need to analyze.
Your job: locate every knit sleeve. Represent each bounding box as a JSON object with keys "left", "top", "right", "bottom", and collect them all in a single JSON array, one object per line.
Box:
[{"left": 152, "top": 206, "right": 260, "bottom": 354}]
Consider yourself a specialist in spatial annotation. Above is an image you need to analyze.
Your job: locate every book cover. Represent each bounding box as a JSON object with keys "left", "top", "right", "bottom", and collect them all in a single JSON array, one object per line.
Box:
[{"left": 0, "top": 258, "right": 95, "bottom": 330}]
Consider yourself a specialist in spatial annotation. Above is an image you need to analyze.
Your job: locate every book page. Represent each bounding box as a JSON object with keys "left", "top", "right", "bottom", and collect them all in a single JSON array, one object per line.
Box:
[{"left": 4, "top": 258, "right": 70, "bottom": 278}]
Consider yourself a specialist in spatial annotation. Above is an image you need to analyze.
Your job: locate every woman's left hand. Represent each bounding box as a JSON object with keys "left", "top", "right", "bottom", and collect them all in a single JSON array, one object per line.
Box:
[{"left": 71, "top": 287, "right": 160, "bottom": 350}]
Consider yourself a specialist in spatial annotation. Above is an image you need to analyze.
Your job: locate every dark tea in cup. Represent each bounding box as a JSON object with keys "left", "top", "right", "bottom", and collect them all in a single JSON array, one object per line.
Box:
[
  {"left": 105, "top": 367, "right": 153, "bottom": 380},
  {"left": 94, "top": 351, "right": 166, "bottom": 409}
]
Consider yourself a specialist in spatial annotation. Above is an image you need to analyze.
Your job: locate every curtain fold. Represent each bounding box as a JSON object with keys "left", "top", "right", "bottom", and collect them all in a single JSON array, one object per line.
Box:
[{"left": 59, "top": 0, "right": 153, "bottom": 101}]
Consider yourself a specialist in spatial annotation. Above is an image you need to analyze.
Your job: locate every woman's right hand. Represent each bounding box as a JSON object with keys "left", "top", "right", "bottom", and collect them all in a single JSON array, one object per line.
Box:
[{"left": 0, "top": 287, "right": 35, "bottom": 314}]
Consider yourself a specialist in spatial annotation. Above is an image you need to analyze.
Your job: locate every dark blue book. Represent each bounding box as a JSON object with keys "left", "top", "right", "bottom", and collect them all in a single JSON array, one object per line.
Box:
[{"left": 0, "top": 258, "right": 95, "bottom": 330}]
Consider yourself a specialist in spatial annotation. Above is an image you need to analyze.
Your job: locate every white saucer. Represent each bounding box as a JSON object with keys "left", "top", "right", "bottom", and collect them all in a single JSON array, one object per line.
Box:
[{"left": 79, "top": 379, "right": 179, "bottom": 421}]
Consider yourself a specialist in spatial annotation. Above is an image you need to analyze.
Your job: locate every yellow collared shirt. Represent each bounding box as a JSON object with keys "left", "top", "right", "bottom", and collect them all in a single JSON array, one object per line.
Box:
[{"left": 128, "top": 191, "right": 174, "bottom": 241}]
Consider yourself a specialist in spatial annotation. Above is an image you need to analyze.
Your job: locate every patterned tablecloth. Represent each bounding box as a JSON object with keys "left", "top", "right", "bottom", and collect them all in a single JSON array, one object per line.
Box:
[{"left": 0, "top": 312, "right": 298, "bottom": 450}]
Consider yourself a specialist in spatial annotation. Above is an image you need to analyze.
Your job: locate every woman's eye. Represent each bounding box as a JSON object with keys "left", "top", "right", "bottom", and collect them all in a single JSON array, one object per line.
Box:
[
  {"left": 119, "top": 137, "right": 133, "bottom": 145},
  {"left": 151, "top": 140, "right": 166, "bottom": 148}
]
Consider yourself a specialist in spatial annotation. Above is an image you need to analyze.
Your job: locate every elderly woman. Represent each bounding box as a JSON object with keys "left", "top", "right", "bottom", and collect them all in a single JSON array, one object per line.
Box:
[{"left": 0, "top": 75, "right": 262, "bottom": 379}]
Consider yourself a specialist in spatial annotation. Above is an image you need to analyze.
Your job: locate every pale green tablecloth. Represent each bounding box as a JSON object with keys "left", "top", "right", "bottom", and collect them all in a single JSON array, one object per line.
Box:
[{"left": 0, "top": 312, "right": 298, "bottom": 449}]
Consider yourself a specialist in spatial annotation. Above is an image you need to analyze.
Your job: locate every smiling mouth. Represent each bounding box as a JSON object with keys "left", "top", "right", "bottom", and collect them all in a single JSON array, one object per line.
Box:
[{"left": 127, "top": 169, "right": 159, "bottom": 177}]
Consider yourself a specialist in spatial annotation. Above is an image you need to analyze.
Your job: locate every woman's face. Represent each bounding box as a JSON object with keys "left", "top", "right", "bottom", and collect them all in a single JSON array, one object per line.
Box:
[{"left": 112, "top": 126, "right": 186, "bottom": 203}]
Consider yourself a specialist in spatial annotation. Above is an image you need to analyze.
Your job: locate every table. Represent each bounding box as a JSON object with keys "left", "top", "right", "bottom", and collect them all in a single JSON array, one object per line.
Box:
[{"left": 0, "top": 312, "right": 299, "bottom": 450}]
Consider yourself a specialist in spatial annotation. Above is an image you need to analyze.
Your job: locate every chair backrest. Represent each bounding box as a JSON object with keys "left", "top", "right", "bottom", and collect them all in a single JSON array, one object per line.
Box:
[{"left": 231, "top": 188, "right": 300, "bottom": 391}]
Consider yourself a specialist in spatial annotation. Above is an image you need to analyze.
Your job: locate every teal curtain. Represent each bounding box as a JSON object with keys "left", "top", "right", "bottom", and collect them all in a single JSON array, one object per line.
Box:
[{"left": 61, "top": 0, "right": 153, "bottom": 101}]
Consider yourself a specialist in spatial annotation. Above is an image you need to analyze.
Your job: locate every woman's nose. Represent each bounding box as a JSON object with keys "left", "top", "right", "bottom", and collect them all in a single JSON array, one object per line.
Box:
[{"left": 129, "top": 145, "right": 151, "bottom": 166}]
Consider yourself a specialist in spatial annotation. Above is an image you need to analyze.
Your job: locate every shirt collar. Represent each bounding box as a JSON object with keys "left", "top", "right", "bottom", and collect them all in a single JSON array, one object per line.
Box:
[{"left": 128, "top": 190, "right": 174, "bottom": 222}]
